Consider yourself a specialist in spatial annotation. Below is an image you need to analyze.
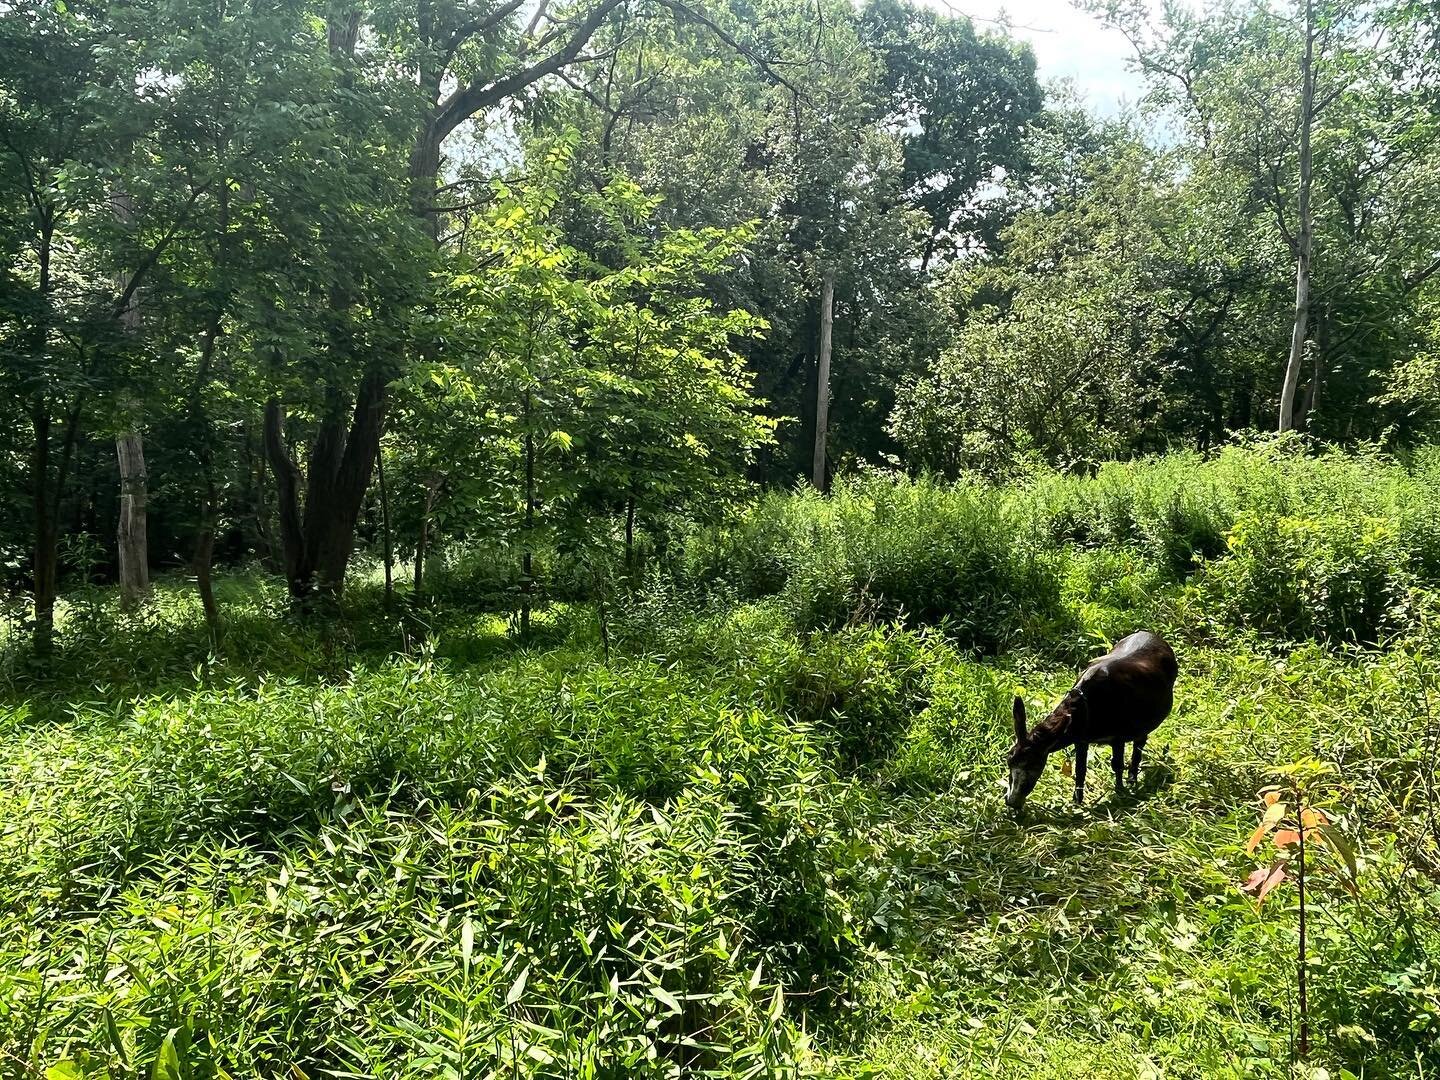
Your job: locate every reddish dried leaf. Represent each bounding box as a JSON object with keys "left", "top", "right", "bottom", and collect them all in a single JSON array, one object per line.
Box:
[
  {"left": 1272, "top": 829, "right": 1302, "bottom": 849},
  {"left": 1256, "top": 863, "right": 1287, "bottom": 903},
  {"left": 1301, "top": 807, "right": 1330, "bottom": 829},
  {"left": 1241, "top": 867, "right": 1270, "bottom": 894},
  {"left": 1246, "top": 803, "right": 1287, "bottom": 853},
  {"left": 1263, "top": 791, "right": 1282, "bottom": 807}
]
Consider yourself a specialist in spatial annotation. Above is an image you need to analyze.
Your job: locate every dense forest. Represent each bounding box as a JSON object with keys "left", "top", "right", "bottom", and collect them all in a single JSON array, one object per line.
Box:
[
  {"left": 4, "top": 0, "right": 1438, "bottom": 631},
  {"left": 4, "top": 0, "right": 1440, "bottom": 1076}
]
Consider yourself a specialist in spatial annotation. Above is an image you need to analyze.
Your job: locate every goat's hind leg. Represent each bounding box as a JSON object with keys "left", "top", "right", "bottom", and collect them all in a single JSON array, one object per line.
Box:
[
  {"left": 1111, "top": 742, "right": 1125, "bottom": 795},
  {"left": 1129, "top": 736, "right": 1147, "bottom": 789}
]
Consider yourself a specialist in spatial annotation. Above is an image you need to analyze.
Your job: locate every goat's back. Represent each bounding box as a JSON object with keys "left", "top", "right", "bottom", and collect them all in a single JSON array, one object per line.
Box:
[{"left": 1073, "top": 631, "right": 1177, "bottom": 743}]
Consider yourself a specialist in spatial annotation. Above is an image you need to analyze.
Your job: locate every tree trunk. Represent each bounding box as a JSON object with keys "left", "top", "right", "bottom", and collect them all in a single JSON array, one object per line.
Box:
[
  {"left": 1298, "top": 345, "right": 1322, "bottom": 426},
  {"left": 32, "top": 405, "right": 56, "bottom": 655},
  {"left": 1278, "top": 0, "right": 1316, "bottom": 433},
  {"left": 624, "top": 494, "right": 636, "bottom": 568},
  {"left": 812, "top": 268, "right": 835, "bottom": 491},
  {"left": 521, "top": 388, "right": 535, "bottom": 638},
  {"left": 263, "top": 372, "right": 386, "bottom": 604},
  {"left": 377, "top": 442, "right": 394, "bottom": 604},
  {"left": 413, "top": 474, "right": 440, "bottom": 598},
  {"left": 113, "top": 185, "right": 150, "bottom": 609},
  {"left": 116, "top": 423, "right": 149, "bottom": 608},
  {"left": 29, "top": 220, "right": 60, "bottom": 654},
  {"left": 194, "top": 482, "right": 219, "bottom": 638},
  {"left": 263, "top": 397, "right": 307, "bottom": 595},
  {"left": 309, "top": 371, "right": 386, "bottom": 597}
]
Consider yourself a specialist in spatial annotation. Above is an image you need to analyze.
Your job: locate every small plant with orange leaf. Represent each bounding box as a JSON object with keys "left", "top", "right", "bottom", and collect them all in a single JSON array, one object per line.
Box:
[{"left": 1240, "top": 760, "right": 1361, "bottom": 1062}]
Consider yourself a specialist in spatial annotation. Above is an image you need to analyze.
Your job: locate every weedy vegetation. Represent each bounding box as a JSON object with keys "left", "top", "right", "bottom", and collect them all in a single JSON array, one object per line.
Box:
[{"left": 3, "top": 444, "right": 1440, "bottom": 1078}]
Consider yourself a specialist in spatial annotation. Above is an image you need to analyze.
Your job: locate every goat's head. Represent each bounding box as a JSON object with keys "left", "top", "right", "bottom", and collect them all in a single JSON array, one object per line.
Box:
[{"left": 1004, "top": 695, "right": 1047, "bottom": 811}]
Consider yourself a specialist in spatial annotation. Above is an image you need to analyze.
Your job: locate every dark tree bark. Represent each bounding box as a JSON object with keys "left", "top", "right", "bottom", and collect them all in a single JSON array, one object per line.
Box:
[{"left": 263, "top": 370, "right": 387, "bottom": 602}]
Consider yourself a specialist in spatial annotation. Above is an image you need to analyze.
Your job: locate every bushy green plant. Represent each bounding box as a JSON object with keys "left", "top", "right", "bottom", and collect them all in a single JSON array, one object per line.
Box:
[
  {"left": 1198, "top": 511, "right": 1415, "bottom": 644},
  {"left": 681, "top": 476, "right": 1068, "bottom": 652},
  {"left": 9, "top": 446, "right": 1440, "bottom": 1079}
]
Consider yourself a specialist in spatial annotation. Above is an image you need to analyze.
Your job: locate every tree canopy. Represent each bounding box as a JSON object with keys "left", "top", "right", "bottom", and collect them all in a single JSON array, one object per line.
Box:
[{"left": 2, "top": 0, "right": 1437, "bottom": 638}]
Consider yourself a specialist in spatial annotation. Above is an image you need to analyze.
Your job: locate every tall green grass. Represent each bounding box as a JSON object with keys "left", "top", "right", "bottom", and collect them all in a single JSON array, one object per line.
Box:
[
  {"left": 5, "top": 442, "right": 1440, "bottom": 1077},
  {"left": 679, "top": 440, "right": 1440, "bottom": 648}
]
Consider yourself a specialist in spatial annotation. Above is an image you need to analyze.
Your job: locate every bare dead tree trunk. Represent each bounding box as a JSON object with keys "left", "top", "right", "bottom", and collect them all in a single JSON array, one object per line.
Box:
[
  {"left": 32, "top": 404, "right": 57, "bottom": 654},
  {"left": 29, "top": 219, "right": 60, "bottom": 655},
  {"left": 624, "top": 494, "right": 636, "bottom": 568},
  {"left": 115, "top": 418, "right": 149, "bottom": 609},
  {"left": 113, "top": 188, "right": 150, "bottom": 609},
  {"left": 811, "top": 268, "right": 835, "bottom": 491},
  {"left": 1278, "top": 0, "right": 1316, "bottom": 433}
]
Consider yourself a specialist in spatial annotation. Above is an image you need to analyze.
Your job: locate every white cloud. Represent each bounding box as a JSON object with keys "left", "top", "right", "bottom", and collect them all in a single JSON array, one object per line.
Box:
[{"left": 915, "top": 0, "right": 1152, "bottom": 116}]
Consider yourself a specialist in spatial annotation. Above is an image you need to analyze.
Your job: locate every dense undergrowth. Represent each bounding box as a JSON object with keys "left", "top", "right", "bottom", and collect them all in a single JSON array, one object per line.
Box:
[{"left": 3, "top": 443, "right": 1440, "bottom": 1078}]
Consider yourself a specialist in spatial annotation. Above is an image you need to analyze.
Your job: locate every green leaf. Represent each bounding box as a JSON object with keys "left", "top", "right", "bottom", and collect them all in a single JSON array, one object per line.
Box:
[
  {"left": 151, "top": 1029, "right": 181, "bottom": 1080},
  {"left": 46, "top": 1063, "right": 84, "bottom": 1080},
  {"left": 505, "top": 964, "right": 530, "bottom": 1006},
  {"left": 1314, "top": 823, "right": 1359, "bottom": 883},
  {"left": 650, "top": 986, "right": 683, "bottom": 1014}
]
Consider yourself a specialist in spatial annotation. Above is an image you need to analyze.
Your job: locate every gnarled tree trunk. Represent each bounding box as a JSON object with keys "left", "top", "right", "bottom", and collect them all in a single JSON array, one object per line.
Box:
[{"left": 263, "top": 370, "right": 387, "bottom": 602}]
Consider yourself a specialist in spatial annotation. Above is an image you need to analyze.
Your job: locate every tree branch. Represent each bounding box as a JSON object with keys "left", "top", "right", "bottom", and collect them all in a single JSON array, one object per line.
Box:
[
  {"left": 652, "top": 0, "right": 803, "bottom": 97},
  {"left": 444, "top": 0, "right": 529, "bottom": 61},
  {"left": 433, "top": 0, "right": 627, "bottom": 141},
  {"left": 110, "top": 180, "right": 212, "bottom": 321}
]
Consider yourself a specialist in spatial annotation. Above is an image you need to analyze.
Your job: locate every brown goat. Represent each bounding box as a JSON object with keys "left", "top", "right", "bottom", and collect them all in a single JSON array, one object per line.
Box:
[{"left": 1004, "top": 631, "right": 1178, "bottom": 810}]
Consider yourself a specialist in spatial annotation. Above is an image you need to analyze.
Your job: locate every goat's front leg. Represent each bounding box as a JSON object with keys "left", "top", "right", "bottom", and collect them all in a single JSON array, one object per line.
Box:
[
  {"left": 1129, "top": 737, "right": 1147, "bottom": 788},
  {"left": 1111, "top": 742, "right": 1125, "bottom": 794},
  {"left": 1073, "top": 741, "right": 1088, "bottom": 805}
]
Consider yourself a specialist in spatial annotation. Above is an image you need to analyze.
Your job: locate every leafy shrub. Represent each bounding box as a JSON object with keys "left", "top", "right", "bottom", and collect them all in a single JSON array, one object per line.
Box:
[
  {"left": 883, "top": 658, "right": 1011, "bottom": 791},
  {"left": 681, "top": 476, "right": 1068, "bottom": 652},
  {"left": 1197, "top": 512, "right": 1415, "bottom": 644}
]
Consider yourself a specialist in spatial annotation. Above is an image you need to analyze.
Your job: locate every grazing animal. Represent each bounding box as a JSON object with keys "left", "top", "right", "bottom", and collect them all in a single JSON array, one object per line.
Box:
[{"left": 1004, "top": 631, "right": 1178, "bottom": 810}]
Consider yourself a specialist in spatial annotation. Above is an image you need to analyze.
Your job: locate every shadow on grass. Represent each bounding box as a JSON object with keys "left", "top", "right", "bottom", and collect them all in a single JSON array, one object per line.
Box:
[{"left": 0, "top": 575, "right": 575, "bottom": 728}]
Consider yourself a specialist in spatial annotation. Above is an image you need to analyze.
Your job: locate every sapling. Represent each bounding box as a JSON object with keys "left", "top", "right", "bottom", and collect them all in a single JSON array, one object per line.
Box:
[{"left": 1240, "top": 761, "right": 1360, "bottom": 1061}]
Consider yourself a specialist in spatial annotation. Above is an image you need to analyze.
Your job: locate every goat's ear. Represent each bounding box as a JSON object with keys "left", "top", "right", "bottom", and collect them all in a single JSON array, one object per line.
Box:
[{"left": 1012, "top": 695, "right": 1027, "bottom": 741}]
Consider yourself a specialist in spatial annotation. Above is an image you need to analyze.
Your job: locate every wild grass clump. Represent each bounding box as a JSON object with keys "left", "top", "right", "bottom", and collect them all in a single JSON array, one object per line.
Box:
[
  {"left": 680, "top": 476, "right": 1067, "bottom": 652},
  {"left": 1194, "top": 511, "right": 1417, "bottom": 644},
  {"left": 1018, "top": 438, "right": 1440, "bottom": 590},
  {"left": 0, "top": 642, "right": 876, "bottom": 1076}
]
